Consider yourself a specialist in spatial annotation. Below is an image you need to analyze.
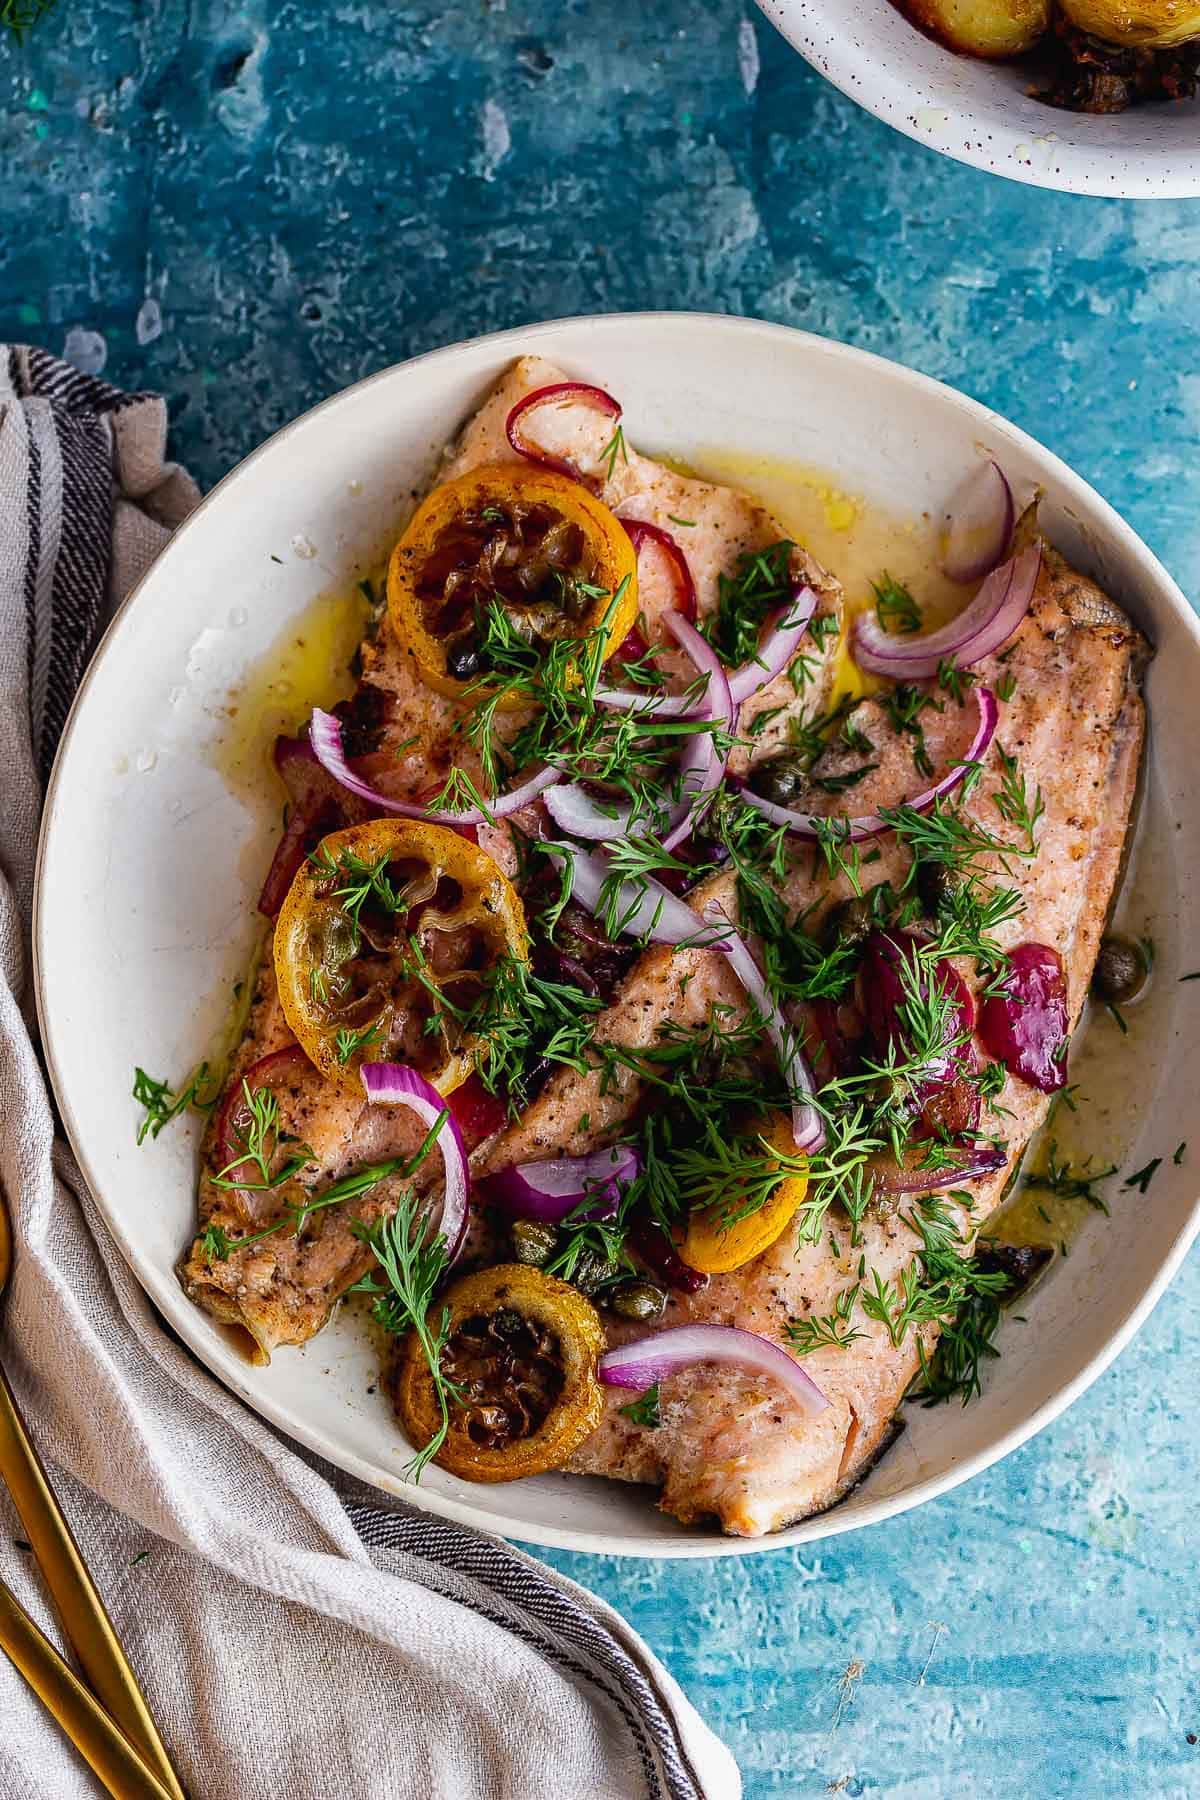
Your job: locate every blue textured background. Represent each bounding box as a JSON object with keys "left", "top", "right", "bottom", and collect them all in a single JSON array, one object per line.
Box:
[{"left": 3, "top": 5, "right": 1199, "bottom": 1794}]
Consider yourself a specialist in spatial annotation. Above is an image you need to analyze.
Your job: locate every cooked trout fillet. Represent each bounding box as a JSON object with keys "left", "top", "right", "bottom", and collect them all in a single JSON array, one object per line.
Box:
[
  {"left": 179, "top": 357, "right": 844, "bottom": 1359},
  {"left": 479, "top": 548, "right": 1148, "bottom": 1534},
  {"left": 182, "top": 357, "right": 1147, "bottom": 1538}
]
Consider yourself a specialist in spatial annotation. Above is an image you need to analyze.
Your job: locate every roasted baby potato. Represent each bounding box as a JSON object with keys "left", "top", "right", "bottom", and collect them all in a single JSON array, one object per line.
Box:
[
  {"left": 1058, "top": 0, "right": 1200, "bottom": 48},
  {"left": 897, "top": 0, "right": 1052, "bottom": 56}
]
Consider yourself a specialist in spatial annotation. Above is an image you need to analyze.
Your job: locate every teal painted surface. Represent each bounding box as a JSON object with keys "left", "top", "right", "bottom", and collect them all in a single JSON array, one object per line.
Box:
[{"left": 3, "top": 5, "right": 1199, "bottom": 1793}]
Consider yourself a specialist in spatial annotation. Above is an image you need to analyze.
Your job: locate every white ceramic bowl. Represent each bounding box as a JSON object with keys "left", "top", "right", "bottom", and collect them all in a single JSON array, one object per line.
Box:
[
  {"left": 35, "top": 313, "right": 1200, "bottom": 1556},
  {"left": 757, "top": 0, "right": 1200, "bottom": 198}
]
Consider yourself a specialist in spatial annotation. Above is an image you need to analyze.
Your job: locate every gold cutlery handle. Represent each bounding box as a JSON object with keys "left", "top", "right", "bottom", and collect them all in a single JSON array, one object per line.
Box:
[
  {"left": 0, "top": 1579, "right": 175, "bottom": 1800},
  {"left": 0, "top": 1366, "right": 185, "bottom": 1799}
]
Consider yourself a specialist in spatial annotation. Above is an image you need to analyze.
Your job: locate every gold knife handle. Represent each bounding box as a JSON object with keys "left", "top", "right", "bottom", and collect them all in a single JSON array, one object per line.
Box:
[
  {"left": 0, "top": 1366, "right": 185, "bottom": 1800},
  {"left": 0, "top": 1579, "right": 175, "bottom": 1800}
]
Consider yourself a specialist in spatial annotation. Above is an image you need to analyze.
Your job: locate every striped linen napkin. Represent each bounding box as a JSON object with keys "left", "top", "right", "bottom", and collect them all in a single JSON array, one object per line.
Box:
[{"left": 0, "top": 345, "right": 740, "bottom": 1800}]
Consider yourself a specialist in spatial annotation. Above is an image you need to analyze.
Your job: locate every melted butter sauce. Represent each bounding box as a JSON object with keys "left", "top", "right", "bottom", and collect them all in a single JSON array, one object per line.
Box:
[
  {"left": 691, "top": 445, "right": 967, "bottom": 710},
  {"left": 207, "top": 451, "right": 1154, "bottom": 1257},
  {"left": 211, "top": 579, "right": 374, "bottom": 807}
]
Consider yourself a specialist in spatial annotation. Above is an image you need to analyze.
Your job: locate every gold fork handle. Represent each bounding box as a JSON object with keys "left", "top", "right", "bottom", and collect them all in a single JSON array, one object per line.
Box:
[
  {"left": 0, "top": 1579, "right": 175, "bottom": 1799},
  {"left": 0, "top": 1365, "right": 185, "bottom": 1799}
]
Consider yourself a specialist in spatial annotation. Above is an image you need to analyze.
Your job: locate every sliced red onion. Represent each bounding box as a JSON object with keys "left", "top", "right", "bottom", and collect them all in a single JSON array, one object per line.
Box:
[
  {"left": 740, "top": 684, "right": 999, "bottom": 843},
  {"left": 870, "top": 1145, "right": 1007, "bottom": 1196},
  {"left": 705, "top": 906, "right": 823, "bottom": 1153},
  {"left": 726, "top": 585, "right": 819, "bottom": 704},
  {"left": 552, "top": 845, "right": 733, "bottom": 952},
  {"left": 309, "top": 708, "right": 560, "bottom": 825},
  {"left": 361, "top": 1063, "right": 470, "bottom": 1260},
  {"left": 505, "top": 381, "right": 622, "bottom": 484},
  {"left": 854, "top": 545, "right": 1040, "bottom": 681},
  {"left": 599, "top": 1325, "right": 828, "bottom": 1418},
  {"left": 489, "top": 1145, "right": 640, "bottom": 1224},
  {"left": 258, "top": 791, "right": 342, "bottom": 919},
  {"left": 621, "top": 520, "right": 697, "bottom": 620},
  {"left": 594, "top": 584, "right": 820, "bottom": 718},
  {"left": 543, "top": 784, "right": 633, "bottom": 841},
  {"left": 544, "top": 611, "right": 732, "bottom": 850},
  {"left": 216, "top": 1046, "right": 312, "bottom": 1222},
  {"left": 660, "top": 612, "right": 733, "bottom": 853},
  {"left": 260, "top": 731, "right": 366, "bottom": 918},
  {"left": 979, "top": 942, "right": 1069, "bottom": 1095},
  {"left": 941, "top": 460, "right": 1015, "bottom": 584}
]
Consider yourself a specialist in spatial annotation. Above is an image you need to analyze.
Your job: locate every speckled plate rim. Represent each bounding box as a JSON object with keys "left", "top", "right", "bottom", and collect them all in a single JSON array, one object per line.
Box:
[
  {"left": 756, "top": 0, "right": 1200, "bottom": 200},
  {"left": 34, "top": 310, "right": 1200, "bottom": 1558}
]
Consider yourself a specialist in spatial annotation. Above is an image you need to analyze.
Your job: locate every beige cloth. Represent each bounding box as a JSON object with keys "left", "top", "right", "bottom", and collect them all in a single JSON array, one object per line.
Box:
[{"left": 0, "top": 346, "right": 740, "bottom": 1800}]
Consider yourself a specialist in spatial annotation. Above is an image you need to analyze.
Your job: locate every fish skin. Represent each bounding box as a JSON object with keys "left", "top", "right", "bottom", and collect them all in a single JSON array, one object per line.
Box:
[{"left": 179, "top": 356, "right": 838, "bottom": 1358}]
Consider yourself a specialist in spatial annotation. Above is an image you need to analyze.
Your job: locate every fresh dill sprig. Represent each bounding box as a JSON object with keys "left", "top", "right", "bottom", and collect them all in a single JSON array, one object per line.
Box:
[
  {"left": 618, "top": 1383, "right": 663, "bottom": 1428},
  {"left": 599, "top": 424, "right": 628, "bottom": 482},
  {"left": 202, "top": 1112, "right": 447, "bottom": 1263},
  {"left": 349, "top": 1192, "right": 461, "bottom": 1480},
  {"left": 210, "top": 1081, "right": 315, "bottom": 1192},
  {"left": 705, "top": 541, "right": 796, "bottom": 667},
  {"left": 334, "top": 1020, "right": 385, "bottom": 1065},
  {"left": 871, "top": 572, "right": 921, "bottom": 635},
  {"left": 1123, "top": 1157, "right": 1162, "bottom": 1196},
  {"left": 787, "top": 1283, "right": 865, "bottom": 1355},
  {"left": 881, "top": 684, "right": 939, "bottom": 779},
  {"left": 1023, "top": 1142, "right": 1116, "bottom": 1213},
  {"left": 132, "top": 1063, "right": 219, "bottom": 1145},
  {"left": 993, "top": 744, "right": 1045, "bottom": 847}
]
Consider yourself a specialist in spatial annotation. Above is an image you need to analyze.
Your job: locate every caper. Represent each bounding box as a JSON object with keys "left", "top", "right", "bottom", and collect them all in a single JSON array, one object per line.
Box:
[
  {"left": 1092, "top": 935, "right": 1149, "bottom": 1006},
  {"left": 510, "top": 1217, "right": 558, "bottom": 1267},
  {"left": 749, "top": 753, "right": 807, "bottom": 808},
  {"left": 446, "top": 636, "right": 483, "bottom": 681},
  {"left": 607, "top": 1279, "right": 668, "bottom": 1323},
  {"left": 824, "top": 894, "right": 874, "bottom": 951},
  {"left": 558, "top": 575, "right": 592, "bottom": 621},
  {"left": 916, "top": 858, "right": 967, "bottom": 916},
  {"left": 569, "top": 1249, "right": 620, "bottom": 1295}
]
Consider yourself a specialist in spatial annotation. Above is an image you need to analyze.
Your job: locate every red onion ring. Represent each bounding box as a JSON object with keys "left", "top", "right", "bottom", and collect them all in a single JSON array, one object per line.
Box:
[
  {"left": 941, "top": 460, "right": 1015, "bottom": 585},
  {"left": 726, "top": 585, "right": 819, "bottom": 705},
  {"left": 599, "top": 1324, "right": 828, "bottom": 1418},
  {"left": 258, "top": 792, "right": 343, "bottom": 919},
  {"left": 488, "top": 1146, "right": 640, "bottom": 1224},
  {"left": 505, "top": 381, "right": 622, "bottom": 485},
  {"left": 309, "top": 708, "right": 560, "bottom": 825},
  {"left": 869, "top": 1146, "right": 1008, "bottom": 1196},
  {"left": 704, "top": 906, "right": 824, "bottom": 1153},
  {"left": 542, "top": 785, "right": 632, "bottom": 841},
  {"left": 621, "top": 520, "right": 697, "bottom": 621},
  {"left": 543, "top": 611, "right": 732, "bottom": 848},
  {"left": 216, "top": 1045, "right": 312, "bottom": 1222},
  {"left": 660, "top": 612, "right": 733, "bottom": 852},
  {"left": 595, "top": 585, "right": 819, "bottom": 717},
  {"left": 854, "top": 546, "right": 1040, "bottom": 681},
  {"left": 740, "top": 684, "right": 999, "bottom": 843},
  {"left": 552, "top": 844, "right": 733, "bottom": 952},
  {"left": 360, "top": 1062, "right": 470, "bottom": 1260}
]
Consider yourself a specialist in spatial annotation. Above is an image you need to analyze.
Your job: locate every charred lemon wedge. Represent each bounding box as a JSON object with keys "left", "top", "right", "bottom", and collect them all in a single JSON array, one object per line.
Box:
[
  {"left": 678, "top": 1113, "right": 808, "bottom": 1276},
  {"left": 393, "top": 1264, "right": 606, "bottom": 1482},
  {"left": 388, "top": 463, "right": 638, "bottom": 704},
  {"left": 274, "top": 818, "right": 528, "bottom": 1094}
]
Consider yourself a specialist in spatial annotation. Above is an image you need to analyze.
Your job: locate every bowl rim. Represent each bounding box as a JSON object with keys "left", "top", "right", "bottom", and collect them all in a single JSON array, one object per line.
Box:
[
  {"left": 33, "top": 309, "right": 1200, "bottom": 1557},
  {"left": 755, "top": 0, "right": 1200, "bottom": 200}
]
